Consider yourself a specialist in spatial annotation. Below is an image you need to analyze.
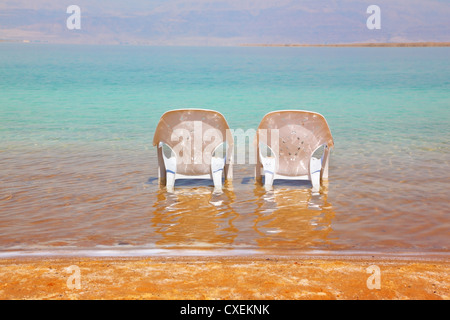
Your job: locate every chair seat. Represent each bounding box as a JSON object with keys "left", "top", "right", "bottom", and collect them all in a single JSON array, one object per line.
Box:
[
  {"left": 255, "top": 110, "right": 333, "bottom": 191},
  {"left": 153, "top": 109, "right": 233, "bottom": 192}
]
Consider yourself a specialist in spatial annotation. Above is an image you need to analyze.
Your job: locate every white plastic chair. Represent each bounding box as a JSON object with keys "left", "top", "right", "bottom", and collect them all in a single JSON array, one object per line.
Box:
[
  {"left": 255, "top": 110, "right": 334, "bottom": 191},
  {"left": 153, "top": 109, "right": 233, "bottom": 192}
]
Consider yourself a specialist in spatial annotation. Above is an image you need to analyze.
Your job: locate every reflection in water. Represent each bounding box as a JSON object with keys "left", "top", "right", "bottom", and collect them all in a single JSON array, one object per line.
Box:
[
  {"left": 151, "top": 178, "right": 335, "bottom": 252},
  {"left": 252, "top": 181, "right": 335, "bottom": 251},
  {"left": 152, "top": 182, "right": 239, "bottom": 248}
]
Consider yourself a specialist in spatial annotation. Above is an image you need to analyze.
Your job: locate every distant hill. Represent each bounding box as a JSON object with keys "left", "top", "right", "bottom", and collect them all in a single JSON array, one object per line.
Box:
[{"left": 0, "top": 0, "right": 449, "bottom": 45}]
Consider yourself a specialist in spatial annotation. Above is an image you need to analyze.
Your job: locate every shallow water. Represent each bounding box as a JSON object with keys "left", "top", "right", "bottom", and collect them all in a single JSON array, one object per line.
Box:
[{"left": 0, "top": 44, "right": 449, "bottom": 257}]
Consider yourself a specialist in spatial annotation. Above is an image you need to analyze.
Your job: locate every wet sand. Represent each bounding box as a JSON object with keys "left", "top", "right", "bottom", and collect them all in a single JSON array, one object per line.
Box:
[{"left": 0, "top": 255, "right": 448, "bottom": 300}]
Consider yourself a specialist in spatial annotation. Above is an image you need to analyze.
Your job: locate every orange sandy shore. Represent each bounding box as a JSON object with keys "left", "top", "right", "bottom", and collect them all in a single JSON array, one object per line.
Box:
[{"left": 0, "top": 255, "right": 448, "bottom": 300}]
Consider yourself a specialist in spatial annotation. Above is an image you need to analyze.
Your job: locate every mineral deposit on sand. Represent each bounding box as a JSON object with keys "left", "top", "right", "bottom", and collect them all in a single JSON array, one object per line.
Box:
[{"left": 0, "top": 256, "right": 448, "bottom": 300}]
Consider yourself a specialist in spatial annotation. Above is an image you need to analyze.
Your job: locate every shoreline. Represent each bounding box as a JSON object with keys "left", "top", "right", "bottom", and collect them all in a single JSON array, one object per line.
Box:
[
  {"left": 1, "top": 255, "right": 448, "bottom": 299},
  {"left": 241, "top": 42, "right": 450, "bottom": 47},
  {"left": 2, "top": 40, "right": 450, "bottom": 47},
  {"left": 1, "top": 248, "right": 449, "bottom": 261}
]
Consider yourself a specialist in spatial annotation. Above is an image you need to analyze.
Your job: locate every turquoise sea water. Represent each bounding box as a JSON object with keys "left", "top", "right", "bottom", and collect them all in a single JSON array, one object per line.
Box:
[{"left": 0, "top": 44, "right": 449, "bottom": 257}]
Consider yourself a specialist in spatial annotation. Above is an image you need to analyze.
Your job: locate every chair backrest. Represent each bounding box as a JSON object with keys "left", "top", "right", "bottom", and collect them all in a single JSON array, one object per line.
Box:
[
  {"left": 256, "top": 110, "right": 333, "bottom": 176},
  {"left": 153, "top": 109, "right": 232, "bottom": 175}
]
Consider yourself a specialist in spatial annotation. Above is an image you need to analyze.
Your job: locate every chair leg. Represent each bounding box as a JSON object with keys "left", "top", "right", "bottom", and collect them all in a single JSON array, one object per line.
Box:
[
  {"left": 264, "top": 171, "right": 274, "bottom": 187},
  {"left": 157, "top": 147, "right": 166, "bottom": 185},
  {"left": 211, "top": 156, "right": 224, "bottom": 191},
  {"left": 255, "top": 161, "right": 262, "bottom": 183},
  {"left": 311, "top": 170, "right": 320, "bottom": 192},
  {"left": 321, "top": 147, "right": 330, "bottom": 180},
  {"left": 166, "top": 171, "right": 175, "bottom": 192},
  {"left": 212, "top": 169, "right": 223, "bottom": 191},
  {"left": 260, "top": 148, "right": 276, "bottom": 189},
  {"left": 254, "top": 142, "right": 262, "bottom": 183},
  {"left": 224, "top": 162, "right": 233, "bottom": 181},
  {"left": 263, "top": 171, "right": 274, "bottom": 191},
  {"left": 310, "top": 157, "right": 322, "bottom": 192}
]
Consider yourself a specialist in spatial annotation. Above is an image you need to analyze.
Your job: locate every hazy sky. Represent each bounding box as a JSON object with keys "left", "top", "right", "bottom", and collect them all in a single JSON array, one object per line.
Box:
[{"left": 1, "top": 0, "right": 449, "bottom": 45}]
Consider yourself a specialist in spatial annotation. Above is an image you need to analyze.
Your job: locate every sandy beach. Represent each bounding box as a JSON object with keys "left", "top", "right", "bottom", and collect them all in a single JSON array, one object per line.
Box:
[{"left": 0, "top": 255, "right": 448, "bottom": 300}]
